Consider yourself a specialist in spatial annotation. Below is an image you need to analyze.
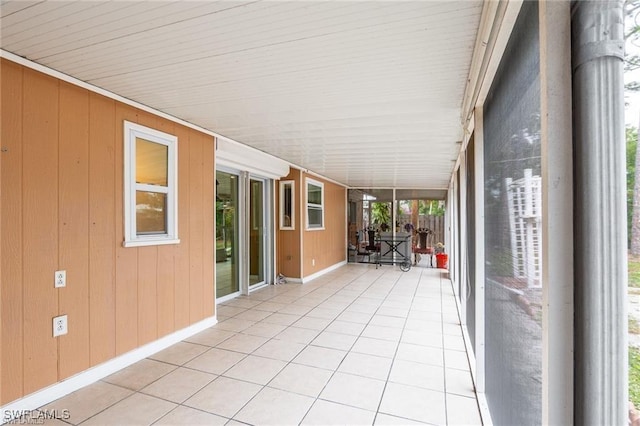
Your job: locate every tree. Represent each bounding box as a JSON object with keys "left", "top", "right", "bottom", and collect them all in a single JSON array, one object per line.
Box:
[
  {"left": 626, "top": 0, "right": 640, "bottom": 253},
  {"left": 628, "top": 126, "right": 638, "bottom": 247},
  {"left": 371, "top": 202, "right": 391, "bottom": 227},
  {"left": 626, "top": 0, "right": 640, "bottom": 84},
  {"left": 631, "top": 126, "right": 640, "bottom": 253},
  {"left": 418, "top": 200, "right": 445, "bottom": 216}
]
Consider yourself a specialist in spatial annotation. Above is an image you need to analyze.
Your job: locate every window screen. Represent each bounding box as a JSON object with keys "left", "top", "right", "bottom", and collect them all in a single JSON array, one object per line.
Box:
[
  {"left": 457, "top": 169, "right": 462, "bottom": 300},
  {"left": 465, "top": 138, "right": 476, "bottom": 351},
  {"left": 306, "top": 179, "right": 324, "bottom": 229},
  {"left": 483, "top": 2, "right": 542, "bottom": 425}
]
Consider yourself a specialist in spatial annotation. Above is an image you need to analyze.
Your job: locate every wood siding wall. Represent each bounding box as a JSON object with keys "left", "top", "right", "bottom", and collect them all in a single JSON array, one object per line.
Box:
[
  {"left": 0, "top": 60, "right": 216, "bottom": 405},
  {"left": 301, "top": 173, "right": 346, "bottom": 277},
  {"left": 276, "top": 169, "right": 302, "bottom": 278}
]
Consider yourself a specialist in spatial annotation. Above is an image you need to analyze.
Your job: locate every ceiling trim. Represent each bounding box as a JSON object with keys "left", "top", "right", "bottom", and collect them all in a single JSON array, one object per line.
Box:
[
  {"left": 0, "top": 50, "right": 221, "bottom": 139},
  {"left": 461, "top": 0, "right": 524, "bottom": 126},
  {"left": 298, "top": 168, "right": 348, "bottom": 188},
  {"left": 454, "top": 0, "right": 524, "bottom": 186},
  {"left": 474, "top": 0, "right": 524, "bottom": 107},
  {"left": 461, "top": 0, "right": 502, "bottom": 125},
  {"left": 0, "top": 49, "right": 341, "bottom": 185}
]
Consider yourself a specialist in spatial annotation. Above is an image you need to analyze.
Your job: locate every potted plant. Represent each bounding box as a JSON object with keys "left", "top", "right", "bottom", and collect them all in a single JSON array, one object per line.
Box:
[
  {"left": 371, "top": 202, "right": 391, "bottom": 231},
  {"left": 435, "top": 242, "right": 448, "bottom": 268}
]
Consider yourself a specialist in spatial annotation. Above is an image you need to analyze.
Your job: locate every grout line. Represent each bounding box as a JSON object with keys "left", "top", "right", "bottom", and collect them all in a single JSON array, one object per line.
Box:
[
  {"left": 440, "top": 269, "right": 450, "bottom": 425},
  {"left": 50, "top": 265, "right": 463, "bottom": 425},
  {"left": 297, "top": 266, "right": 391, "bottom": 423},
  {"left": 148, "top": 404, "right": 231, "bottom": 426},
  {"left": 137, "top": 287, "right": 302, "bottom": 423},
  {"left": 216, "top": 265, "right": 378, "bottom": 423},
  {"left": 372, "top": 265, "right": 424, "bottom": 424}
]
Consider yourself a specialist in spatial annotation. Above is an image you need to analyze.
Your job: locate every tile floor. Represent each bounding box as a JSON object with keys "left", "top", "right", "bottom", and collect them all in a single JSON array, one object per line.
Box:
[{"left": 34, "top": 264, "right": 482, "bottom": 425}]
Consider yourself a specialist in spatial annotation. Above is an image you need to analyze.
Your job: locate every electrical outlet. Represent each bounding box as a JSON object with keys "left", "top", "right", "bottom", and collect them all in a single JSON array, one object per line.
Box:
[
  {"left": 54, "top": 270, "right": 66, "bottom": 288},
  {"left": 53, "top": 315, "right": 68, "bottom": 337},
  {"left": 312, "top": 259, "right": 315, "bottom": 266}
]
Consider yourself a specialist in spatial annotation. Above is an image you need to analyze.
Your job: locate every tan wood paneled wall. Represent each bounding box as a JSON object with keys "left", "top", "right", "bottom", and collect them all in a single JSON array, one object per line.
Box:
[
  {"left": 301, "top": 173, "right": 347, "bottom": 277},
  {"left": 0, "top": 59, "right": 216, "bottom": 405},
  {"left": 275, "top": 171, "right": 346, "bottom": 279},
  {"left": 276, "top": 169, "right": 302, "bottom": 278}
]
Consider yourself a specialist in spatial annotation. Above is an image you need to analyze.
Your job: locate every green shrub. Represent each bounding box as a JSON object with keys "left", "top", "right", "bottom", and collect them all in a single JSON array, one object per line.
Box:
[
  {"left": 630, "top": 347, "right": 640, "bottom": 407},
  {"left": 630, "top": 257, "right": 640, "bottom": 288}
]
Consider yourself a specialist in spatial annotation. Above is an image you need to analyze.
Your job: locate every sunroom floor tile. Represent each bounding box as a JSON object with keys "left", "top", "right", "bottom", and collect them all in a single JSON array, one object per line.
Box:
[{"left": 37, "top": 265, "right": 481, "bottom": 425}]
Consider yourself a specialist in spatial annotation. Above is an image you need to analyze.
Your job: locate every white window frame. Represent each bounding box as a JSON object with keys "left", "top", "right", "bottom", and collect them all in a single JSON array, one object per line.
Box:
[
  {"left": 306, "top": 178, "right": 324, "bottom": 230},
  {"left": 279, "top": 180, "right": 295, "bottom": 230},
  {"left": 123, "top": 121, "right": 179, "bottom": 247}
]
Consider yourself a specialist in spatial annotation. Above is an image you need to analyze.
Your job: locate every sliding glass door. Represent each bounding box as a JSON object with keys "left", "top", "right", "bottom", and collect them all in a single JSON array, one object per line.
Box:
[
  {"left": 216, "top": 171, "right": 239, "bottom": 298},
  {"left": 216, "top": 168, "right": 272, "bottom": 299},
  {"left": 249, "top": 178, "right": 265, "bottom": 287}
]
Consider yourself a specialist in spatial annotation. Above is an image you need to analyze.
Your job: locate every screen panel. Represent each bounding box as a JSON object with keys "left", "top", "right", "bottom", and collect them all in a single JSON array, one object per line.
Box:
[
  {"left": 466, "top": 138, "right": 476, "bottom": 350},
  {"left": 483, "top": 2, "right": 542, "bottom": 425}
]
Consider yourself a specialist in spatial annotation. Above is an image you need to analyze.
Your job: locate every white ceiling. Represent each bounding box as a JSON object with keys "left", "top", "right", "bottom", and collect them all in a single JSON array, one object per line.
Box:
[{"left": 1, "top": 0, "right": 483, "bottom": 191}]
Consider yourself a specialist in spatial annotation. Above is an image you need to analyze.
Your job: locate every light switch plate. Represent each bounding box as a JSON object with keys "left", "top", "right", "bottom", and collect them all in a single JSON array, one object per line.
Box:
[{"left": 55, "top": 270, "right": 66, "bottom": 288}]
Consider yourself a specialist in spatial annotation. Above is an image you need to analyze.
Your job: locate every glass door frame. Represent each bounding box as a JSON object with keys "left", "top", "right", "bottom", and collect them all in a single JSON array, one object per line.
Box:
[
  {"left": 239, "top": 171, "right": 275, "bottom": 295},
  {"left": 216, "top": 166, "right": 241, "bottom": 303},
  {"left": 246, "top": 174, "right": 272, "bottom": 292}
]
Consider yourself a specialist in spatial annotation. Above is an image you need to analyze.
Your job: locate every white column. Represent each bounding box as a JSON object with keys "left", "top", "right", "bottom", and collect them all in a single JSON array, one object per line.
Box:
[
  {"left": 539, "top": 1, "right": 574, "bottom": 424},
  {"left": 572, "top": 1, "right": 627, "bottom": 424}
]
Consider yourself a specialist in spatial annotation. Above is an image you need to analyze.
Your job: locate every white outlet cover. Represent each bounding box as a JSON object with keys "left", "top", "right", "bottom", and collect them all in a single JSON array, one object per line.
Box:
[
  {"left": 53, "top": 315, "right": 68, "bottom": 337},
  {"left": 54, "top": 270, "right": 66, "bottom": 288}
]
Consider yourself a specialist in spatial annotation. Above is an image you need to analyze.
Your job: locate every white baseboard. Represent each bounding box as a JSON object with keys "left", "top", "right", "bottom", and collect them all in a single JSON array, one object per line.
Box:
[
  {"left": 476, "top": 391, "right": 493, "bottom": 426},
  {"left": 449, "top": 278, "right": 493, "bottom": 426},
  {"left": 277, "top": 260, "right": 348, "bottom": 285},
  {"left": 301, "top": 260, "right": 348, "bottom": 283},
  {"left": 1, "top": 316, "right": 218, "bottom": 424}
]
